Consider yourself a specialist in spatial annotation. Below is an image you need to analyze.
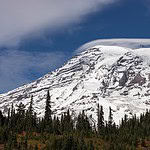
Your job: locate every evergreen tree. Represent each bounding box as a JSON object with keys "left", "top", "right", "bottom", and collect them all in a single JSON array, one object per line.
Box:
[
  {"left": 26, "top": 95, "right": 35, "bottom": 131},
  {"left": 76, "top": 110, "right": 92, "bottom": 135},
  {"left": 28, "top": 95, "right": 34, "bottom": 116},
  {"left": 60, "top": 114, "right": 64, "bottom": 133},
  {"left": 63, "top": 109, "right": 73, "bottom": 132},
  {"left": 16, "top": 102, "right": 26, "bottom": 132},
  {"left": 2, "top": 97, "right": 150, "bottom": 150},
  {"left": 10, "top": 103, "right": 14, "bottom": 118},
  {"left": 16, "top": 102, "right": 25, "bottom": 116},
  {"left": 97, "top": 104, "right": 104, "bottom": 135},
  {"left": 108, "top": 107, "right": 113, "bottom": 128},
  {"left": 0, "top": 110, "right": 4, "bottom": 126},
  {"left": 44, "top": 90, "right": 52, "bottom": 132},
  {"left": 44, "top": 90, "right": 52, "bottom": 122},
  {"left": 7, "top": 108, "right": 10, "bottom": 125},
  {"left": 53, "top": 116, "right": 61, "bottom": 134}
]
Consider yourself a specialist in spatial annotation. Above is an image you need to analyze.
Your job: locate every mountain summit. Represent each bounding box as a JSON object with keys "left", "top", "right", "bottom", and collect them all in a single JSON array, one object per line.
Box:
[{"left": 1, "top": 41, "right": 150, "bottom": 124}]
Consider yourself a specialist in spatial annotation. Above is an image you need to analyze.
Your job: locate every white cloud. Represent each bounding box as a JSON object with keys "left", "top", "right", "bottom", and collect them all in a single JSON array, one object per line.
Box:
[
  {"left": 0, "top": 0, "right": 120, "bottom": 46},
  {"left": 0, "top": 0, "right": 123, "bottom": 92},
  {"left": 77, "top": 38, "right": 150, "bottom": 53},
  {"left": 0, "top": 50, "right": 66, "bottom": 92}
]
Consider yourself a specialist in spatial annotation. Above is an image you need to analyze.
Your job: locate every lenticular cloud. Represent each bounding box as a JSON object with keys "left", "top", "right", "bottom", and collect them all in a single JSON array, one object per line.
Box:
[{"left": 77, "top": 39, "right": 150, "bottom": 53}]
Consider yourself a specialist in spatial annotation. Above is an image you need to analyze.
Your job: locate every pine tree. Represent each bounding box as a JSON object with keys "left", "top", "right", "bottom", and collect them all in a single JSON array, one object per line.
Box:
[
  {"left": 60, "top": 114, "right": 64, "bottom": 133},
  {"left": 7, "top": 108, "right": 10, "bottom": 125},
  {"left": 44, "top": 90, "right": 52, "bottom": 132},
  {"left": 16, "top": 102, "right": 26, "bottom": 132},
  {"left": 76, "top": 112, "right": 83, "bottom": 131},
  {"left": 26, "top": 95, "right": 35, "bottom": 131},
  {"left": 44, "top": 90, "right": 52, "bottom": 122},
  {"left": 108, "top": 107, "right": 113, "bottom": 128},
  {"left": 0, "top": 110, "right": 4, "bottom": 126},
  {"left": 33, "top": 112, "right": 37, "bottom": 128},
  {"left": 10, "top": 103, "right": 14, "bottom": 118},
  {"left": 97, "top": 104, "right": 104, "bottom": 135},
  {"left": 76, "top": 110, "right": 92, "bottom": 135},
  {"left": 28, "top": 95, "right": 33, "bottom": 116},
  {"left": 64, "top": 109, "right": 73, "bottom": 132},
  {"left": 17, "top": 102, "right": 25, "bottom": 116},
  {"left": 53, "top": 116, "right": 61, "bottom": 134}
]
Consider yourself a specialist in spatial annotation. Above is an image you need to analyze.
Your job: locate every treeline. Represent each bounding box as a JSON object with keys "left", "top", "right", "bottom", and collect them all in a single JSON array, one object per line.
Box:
[{"left": 0, "top": 91, "right": 150, "bottom": 149}]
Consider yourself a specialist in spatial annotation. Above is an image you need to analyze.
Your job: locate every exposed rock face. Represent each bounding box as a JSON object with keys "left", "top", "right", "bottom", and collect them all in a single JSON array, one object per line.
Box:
[
  {"left": 119, "top": 71, "right": 128, "bottom": 86},
  {"left": 0, "top": 45, "right": 150, "bottom": 124},
  {"left": 130, "top": 73, "right": 146, "bottom": 86}
]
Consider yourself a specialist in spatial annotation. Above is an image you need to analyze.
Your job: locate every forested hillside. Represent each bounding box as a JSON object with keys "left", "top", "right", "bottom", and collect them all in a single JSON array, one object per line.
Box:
[{"left": 0, "top": 91, "right": 150, "bottom": 150}]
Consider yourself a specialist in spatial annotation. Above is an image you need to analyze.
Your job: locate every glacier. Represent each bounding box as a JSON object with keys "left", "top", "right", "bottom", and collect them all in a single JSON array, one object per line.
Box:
[{"left": 1, "top": 41, "right": 150, "bottom": 124}]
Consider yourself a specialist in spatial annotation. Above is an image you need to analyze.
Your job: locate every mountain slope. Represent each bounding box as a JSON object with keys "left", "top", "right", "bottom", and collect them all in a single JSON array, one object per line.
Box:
[{"left": 1, "top": 45, "right": 150, "bottom": 124}]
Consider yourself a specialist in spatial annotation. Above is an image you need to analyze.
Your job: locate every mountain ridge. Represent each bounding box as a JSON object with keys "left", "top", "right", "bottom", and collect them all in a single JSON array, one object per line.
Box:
[
  {"left": 77, "top": 38, "right": 150, "bottom": 53},
  {"left": 1, "top": 41, "right": 150, "bottom": 124}
]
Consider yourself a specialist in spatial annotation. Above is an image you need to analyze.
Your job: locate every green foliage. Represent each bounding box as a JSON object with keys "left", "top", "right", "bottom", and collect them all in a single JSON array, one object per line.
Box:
[
  {"left": 97, "top": 104, "right": 104, "bottom": 135},
  {"left": 44, "top": 90, "right": 52, "bottom": 122},
  {"left": 1, "top": 94, "right": 150, "bottom": 149},
  {"left": 108, "top": 107, "right": 113, "bottom": 128},
  {"left": 76, "top": 110, "right": 92, "bottom": 136},
  {"left": 44, "top": 90, "right": 52, "bottom": 133}
]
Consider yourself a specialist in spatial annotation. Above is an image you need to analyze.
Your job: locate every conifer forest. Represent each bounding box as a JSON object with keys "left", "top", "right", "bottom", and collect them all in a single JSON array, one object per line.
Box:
[{"left": 0, "top": 91, "right": 150, "bottom": 150}]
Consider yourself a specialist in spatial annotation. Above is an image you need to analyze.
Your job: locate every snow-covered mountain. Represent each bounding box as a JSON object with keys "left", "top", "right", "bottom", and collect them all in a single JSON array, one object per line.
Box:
[{"left": 1, "top": 41, "right": 150, "bottom": 124}]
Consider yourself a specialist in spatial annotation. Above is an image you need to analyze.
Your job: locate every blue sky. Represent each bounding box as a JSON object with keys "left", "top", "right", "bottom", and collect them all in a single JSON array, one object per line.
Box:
[
  {"left": 0, "top": 0, "right": 150, "bottom": 93},
  {"left": 19, "top": 0, "right": 150, "bottom": 52}
]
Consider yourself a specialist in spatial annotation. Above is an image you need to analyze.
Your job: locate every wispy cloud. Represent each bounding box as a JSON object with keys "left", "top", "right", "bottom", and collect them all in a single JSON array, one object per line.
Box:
[
  {"left": 0, "top": 50, "right": 66, "bottom": 93},
  {"left": 76, "top": 39, "right": 150, "bottom": 53},
  {"left": 0, "top": 0, "right": 120, "bottom": 47}
]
